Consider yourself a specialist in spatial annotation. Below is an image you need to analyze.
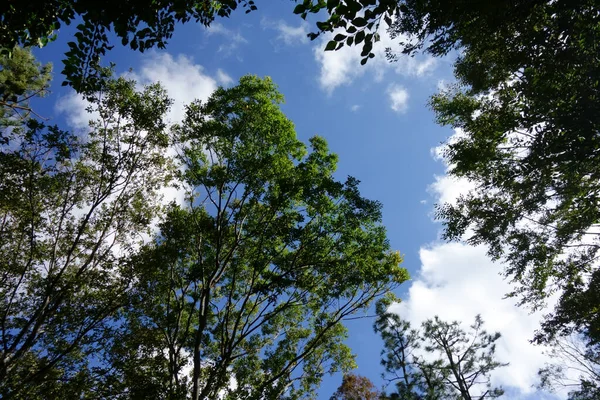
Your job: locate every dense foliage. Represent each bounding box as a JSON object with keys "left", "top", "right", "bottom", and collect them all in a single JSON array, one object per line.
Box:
[
  {"left": 302, "top": 0, "right": 600, "bottom": 349},
  {"left": 0, "top": 0, "right": 258, "bottom": 90},
  {"left": 0, "top": 46, "right": 51, "bottom": 126},
  {"left": 97, "top": 75, "right": 408, "bottom": 400},
  {"left": 0, "top": 50, "right": 408, "bottom": 398},
  {"left": 426, "top": 0, "right": 600, "bottom": 347}
]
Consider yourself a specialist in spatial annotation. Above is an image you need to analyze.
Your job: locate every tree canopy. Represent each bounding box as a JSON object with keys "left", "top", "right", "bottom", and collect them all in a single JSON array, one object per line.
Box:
[
  {"left": 95, "top": 75, "right": 408, "bottom": 400},
  {"left": 0, "top": 73, "right": 174, "bottom": 398},
  {"left": 330, "top": 373, "right": 383, "bottom": 400},
  {"left": 0, "top": 0, "right": 259, "bottom": 90},
  {"left": 0, "top": 49, "right": 408, "bottom": 398},
  {"left": 423, "top": 0, "right": 600, "bottom": 346},
  {"left": 301, "top": 0, "right": 600, "bottom": 350}
]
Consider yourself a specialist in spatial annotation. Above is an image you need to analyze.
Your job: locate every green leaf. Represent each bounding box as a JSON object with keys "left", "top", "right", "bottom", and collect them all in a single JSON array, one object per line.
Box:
[
  {"left": 325, "top": 40, "right": 337, "bottom": 51},
  {"left": 352, "top": 17, "right": 367, "bottom": 27},
  {"left": 355, "top": 30, "right": 365, "bottom": 44},
  {"left": 293, "top": 4, "right": 306, "bottom": 14}
]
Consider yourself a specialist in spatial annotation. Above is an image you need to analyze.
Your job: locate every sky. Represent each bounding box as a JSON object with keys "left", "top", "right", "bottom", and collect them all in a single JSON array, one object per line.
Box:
[{"left": 31, "top": 2, "right": 569, "bottom": 399}]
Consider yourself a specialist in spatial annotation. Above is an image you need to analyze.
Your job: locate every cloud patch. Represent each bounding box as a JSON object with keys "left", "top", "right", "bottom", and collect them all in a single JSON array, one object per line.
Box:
[
  {"left": 390, "top": 242, "right": 554, "bottom": 396},
  {"left": 387, "top": 84, "right": 409, "bottom": 113},
  {"left": 205, "top": 22, "right": 248, "bottom": 56},
  {"left": 262, "top": 18, "right": 310, "bottom": 46},
  {"left": 216, "top": 68, "right": 234, "bottom": 86},
  {"left": 388, "top": 128, "right": 568, "bottom": 398},
  {"left": 313, "top": 29, "right": 437, "bottom": 93}
]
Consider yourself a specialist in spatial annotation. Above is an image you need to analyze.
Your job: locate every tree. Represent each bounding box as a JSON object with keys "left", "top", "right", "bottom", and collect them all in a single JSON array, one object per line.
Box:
[
  {"left": 301, "top": 0, "right": 600, "bottom": 349},
  {"left": 374, "top": 304, "right": 507, "bottom": 400},
  {"left": 0, "top": 46, "right": 51, "bottom": 128},
  {"left": 0, "top": 75, "right": 174, "bottom": 398},
  {"left": 330, "top": 373, "right": 383, "bottom": 400},
  {"left": 538, "top": 334, "right": 600, "bottom": 400},
  {"left": 424, "top": 0, "right": 600, "bottom": 346},
  {"left": 298, "top": 0, "right": 600, "bottom": 348},
  {"left": 93, "top": 75, "right": 408, "bottom": 400}
]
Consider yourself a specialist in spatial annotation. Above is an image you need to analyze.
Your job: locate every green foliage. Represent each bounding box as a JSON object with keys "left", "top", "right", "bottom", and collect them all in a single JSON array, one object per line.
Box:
[
  {"left": 425, "top": 0, "right": 600, "bottom": 347},
  {"left": 0, "top": 0, "right": 259, "bottom": 91},
  {"left": 0, "top": 76, "right": 174, "bottom": 398},
  {"left": 302, "top": 0, "right": 600, "bottom": 349},
  {"left": 0, "top": 46, "right": 51, "bottom": 129},
  {"left": 374, "top": 309, "right": 506, "bottom": 400},
  {"left": 92, "top": 75, "right": 408, "bottom": 400},
  {"left": 295, "top": 0, "right": 399, "bottom": 66},
  {"left": 330, "top": 373, "right": 383, "bottom": 400}
]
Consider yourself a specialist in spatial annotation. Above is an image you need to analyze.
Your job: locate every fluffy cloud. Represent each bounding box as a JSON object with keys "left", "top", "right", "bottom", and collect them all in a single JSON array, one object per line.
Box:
[
  {"left": 205, "top": 22, "right": 248, "bottom": 56},
  {"left": 313, "top": 29, "right": 437, "bottom": 93},
  {"left": 128, "top": 53, "right": 219, "bottom": 124},
  {"left": 262, "top": 18, "right": 310, "bottom": 46},
  {"left": 216, "top": 68, "right": 235, "bottom": 86},
  {"left": 387, "top": 84, "right": 409, "bottom": 113},
  {"left": 56, "top": 53, "right": 220, "bottom": 128},
  {"left": 390, "top": 242, "right": 554, "bottom": 397}
]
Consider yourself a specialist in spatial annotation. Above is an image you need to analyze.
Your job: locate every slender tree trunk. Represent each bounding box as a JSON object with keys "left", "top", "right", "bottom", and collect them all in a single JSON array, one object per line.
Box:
[{"left": 191, "top": 288, "right": 210, "bottom": 400}]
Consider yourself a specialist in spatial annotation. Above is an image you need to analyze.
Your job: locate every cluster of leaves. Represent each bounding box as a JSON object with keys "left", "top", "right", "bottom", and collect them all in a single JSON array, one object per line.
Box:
[
  {"left": 0, "top": 46, "right": 51, "bottom": 127},
  {"left": 0, "top": 0, "right": 259, "bottom": 91},
  {"left": 294, "top": 0, "right": 400, "bottom": 65},
  {"left": 374, "top": 303, "right": 506, "bottom": 400}
]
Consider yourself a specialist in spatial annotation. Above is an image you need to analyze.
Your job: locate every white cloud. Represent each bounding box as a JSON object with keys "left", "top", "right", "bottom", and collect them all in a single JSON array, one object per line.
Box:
[
  {"left": 56, "top": 53, "right": 219, "bottom": 128},
  {"left": 129, "top": 53, "right": 218, "bottom": 124},
  {"left": 205, "top": 22, "right": 248, "bottom": 55},
  {"left": 313, "top": 29, "right": 437, "bottom": 93},
  {"left": 350, "top": 104, "right": 361, "bottom": 112},
  {"left": 313, "top": 41, "right": 362, "bottom": 94},
  {"left": 55, "top": 93, "right": 97, "bottom": 130},
  {"left": 387, "top": 84, "right": 409, "bottom": 113},
  {"left": 437, "top": 79, "right": 450, "bottom": 92},
  {"left": 216, "top": 68, "right": 234, "bottom": 86},
  {"left": 428, "top": 173, "right": 475, "bottom": 207},
  {"left": 262, "top": 18, "right": 309, "bottom": 46},
  {"left": 427, "top": 129, "right": 476, "bottom": 207},
  {"left": 389, "top": 127, "right": 572, "bottom": 398},
  {"left": 390, "top": 242, "right": 556, "bottom": 397}
]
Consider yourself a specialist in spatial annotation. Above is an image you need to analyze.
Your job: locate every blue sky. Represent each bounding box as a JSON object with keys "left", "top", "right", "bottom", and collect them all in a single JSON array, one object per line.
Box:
[{"left": 31, "top": 2, "right": 569, "bottom": 398}]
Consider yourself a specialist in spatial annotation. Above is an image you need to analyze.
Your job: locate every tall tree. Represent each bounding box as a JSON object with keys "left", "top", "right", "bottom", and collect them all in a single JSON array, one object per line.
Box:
[
  {"left": 304, "top": 0, "right": 600, "bottom": 348},
  {"left": 330, "top": 373, "right": 383, "bottom": 400},
  {"left": 538, "top": 334, "right": 600, "bottom": 400},
  {"left": 427, "top": 0, "right": 600, "bottom": 346},
  {"left": 96, "top": 75, "right": 408, "bottom": 400},
  {"left": 0, "top": 75, "right": 174, "bottom": 398},
  {"left": 374, "top": 303, "right": 507, "bottom": 400}
]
